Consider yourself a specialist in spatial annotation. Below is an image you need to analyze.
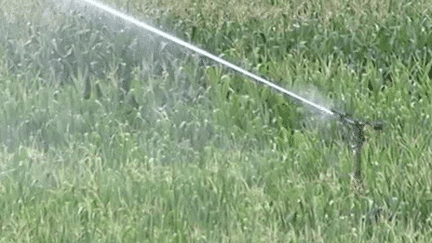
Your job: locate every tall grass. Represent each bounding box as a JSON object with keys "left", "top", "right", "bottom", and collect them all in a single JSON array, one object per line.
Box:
[{"left": 0, "top": 0, "right": 431, "bottom": 241}]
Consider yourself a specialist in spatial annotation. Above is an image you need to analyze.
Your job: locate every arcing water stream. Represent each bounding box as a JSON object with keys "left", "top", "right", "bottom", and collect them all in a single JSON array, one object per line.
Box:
[{"left": 75, "top": 0, "right": 337, "bottom": 117}]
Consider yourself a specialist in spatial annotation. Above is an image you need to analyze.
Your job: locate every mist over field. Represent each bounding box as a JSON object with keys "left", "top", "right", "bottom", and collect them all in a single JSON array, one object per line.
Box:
[{"left": 1, "top": 0, "right": 432, "bottom": 241}]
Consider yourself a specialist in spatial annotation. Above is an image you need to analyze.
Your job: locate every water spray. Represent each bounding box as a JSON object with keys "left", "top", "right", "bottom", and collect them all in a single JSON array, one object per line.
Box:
[{"left": 73, "top": 0, "right": 383, "bottom": 184}]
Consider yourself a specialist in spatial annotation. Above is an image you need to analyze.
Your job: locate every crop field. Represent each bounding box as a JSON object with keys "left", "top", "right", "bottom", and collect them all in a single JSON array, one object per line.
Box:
[{"left": 1, "top": 0, "right": 432, "bottom": 241}]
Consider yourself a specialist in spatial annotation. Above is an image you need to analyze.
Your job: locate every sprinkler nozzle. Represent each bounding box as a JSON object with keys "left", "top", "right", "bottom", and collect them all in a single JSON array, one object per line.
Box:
[{"left": 331, "top": 109, "right": 384, "bottom": 132}]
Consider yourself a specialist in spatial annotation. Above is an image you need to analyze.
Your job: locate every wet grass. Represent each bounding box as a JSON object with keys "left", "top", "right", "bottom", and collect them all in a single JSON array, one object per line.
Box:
[{"left": 1, "top": 0, "right": 432, "bottom": 241}]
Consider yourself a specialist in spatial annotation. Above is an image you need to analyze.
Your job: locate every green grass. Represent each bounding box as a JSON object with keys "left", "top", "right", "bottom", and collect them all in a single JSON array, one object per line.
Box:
[{"left": 1, "top": 0, "right": 432, "bottom": 242}]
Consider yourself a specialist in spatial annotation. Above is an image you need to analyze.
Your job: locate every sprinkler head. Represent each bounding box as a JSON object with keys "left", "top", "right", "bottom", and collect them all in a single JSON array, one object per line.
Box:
[{"left": 331, "top": 109, "right": 384, "bottom": 132}]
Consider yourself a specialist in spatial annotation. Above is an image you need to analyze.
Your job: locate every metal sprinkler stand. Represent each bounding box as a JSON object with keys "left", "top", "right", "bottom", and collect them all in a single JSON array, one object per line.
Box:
[
  {"left": 353, "top": 121, "right": 366, "bottom": 184},
  {"left": 331, "top": 110, "right": 394, "bottom": 222},
  {"left": 331, "top": 109, "right": 384, "bottom": 186}
]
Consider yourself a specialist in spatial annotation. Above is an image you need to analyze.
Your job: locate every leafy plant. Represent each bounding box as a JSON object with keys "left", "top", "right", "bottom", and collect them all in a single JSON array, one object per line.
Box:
[{"left": 1, "top": 0, "right": 432, "bottom": 242}]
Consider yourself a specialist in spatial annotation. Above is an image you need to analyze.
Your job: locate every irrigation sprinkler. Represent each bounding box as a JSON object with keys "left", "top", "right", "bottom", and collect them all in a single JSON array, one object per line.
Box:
[
  {"left": 74, "top": 0, "right": 384, "bottom": 185},
  {"left": 331, "top": 110, "right": 384, "bottom": 185}
]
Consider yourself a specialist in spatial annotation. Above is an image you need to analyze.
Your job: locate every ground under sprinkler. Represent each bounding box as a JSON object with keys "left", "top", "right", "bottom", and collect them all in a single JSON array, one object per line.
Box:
[{"left": 75, "top": 0, "right": 384, "bottom": 185}]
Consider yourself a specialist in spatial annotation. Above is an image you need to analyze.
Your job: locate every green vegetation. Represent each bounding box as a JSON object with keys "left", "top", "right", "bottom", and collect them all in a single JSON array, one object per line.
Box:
[{"left": 1, "top": 0, "right": 432, "bottom": 241}]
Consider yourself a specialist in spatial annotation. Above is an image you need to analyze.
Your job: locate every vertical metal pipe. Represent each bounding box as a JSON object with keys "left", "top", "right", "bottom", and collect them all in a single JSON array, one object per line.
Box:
[{"left": 353, "top": 122, "right": 366, "bottom": 185}]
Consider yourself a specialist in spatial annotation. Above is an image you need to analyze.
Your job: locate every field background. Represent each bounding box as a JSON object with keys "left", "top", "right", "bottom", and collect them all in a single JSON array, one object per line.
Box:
[{"left": 1, "top": 0, "right": 432, "bottom": 242}]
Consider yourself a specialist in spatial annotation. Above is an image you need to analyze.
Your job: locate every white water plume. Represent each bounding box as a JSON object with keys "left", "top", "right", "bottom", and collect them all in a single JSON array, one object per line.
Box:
[{"left": 68, "top": 0, "right": 336, "bottom": 118}]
